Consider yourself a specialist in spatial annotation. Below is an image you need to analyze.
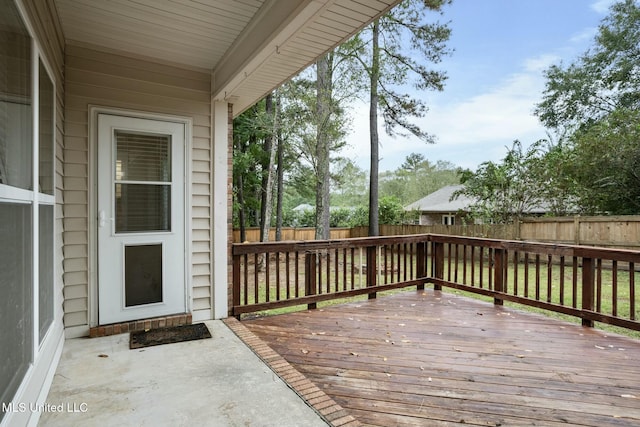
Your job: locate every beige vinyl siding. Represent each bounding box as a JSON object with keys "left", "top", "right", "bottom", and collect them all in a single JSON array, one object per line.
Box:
[{"left": 64, "top": 44, "right": 212, "bottom": 328}]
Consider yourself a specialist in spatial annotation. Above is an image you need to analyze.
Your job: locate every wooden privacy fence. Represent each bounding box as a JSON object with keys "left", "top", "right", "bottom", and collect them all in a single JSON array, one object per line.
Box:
[
  {"left": 351, "top": 224, "right": 517, "bottom": 239},
  {"left": 354, "top": 215, "right": 640, "bottom": 249},
  {"left": 232, "top": 234, "right": 640, "bottom": 332},
  {"left": 518, "top": 215, "right": 640, "bottom": 249},
  {"left": 233, "top": 227, "right": 351, "bottom": 242},
  {"left": 234, "top": 216, "right": 640, "bottom": 249}
]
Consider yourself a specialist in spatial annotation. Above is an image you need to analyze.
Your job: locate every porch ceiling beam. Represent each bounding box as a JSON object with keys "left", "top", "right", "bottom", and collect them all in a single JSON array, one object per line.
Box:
[{"left": 212, "top": 0, "right": 330, "bottom": 109}]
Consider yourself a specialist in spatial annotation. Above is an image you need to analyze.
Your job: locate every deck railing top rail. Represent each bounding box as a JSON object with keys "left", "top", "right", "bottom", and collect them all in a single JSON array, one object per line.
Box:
[{"left": 232, "top": 233, "right": 433, "bottom": 254}]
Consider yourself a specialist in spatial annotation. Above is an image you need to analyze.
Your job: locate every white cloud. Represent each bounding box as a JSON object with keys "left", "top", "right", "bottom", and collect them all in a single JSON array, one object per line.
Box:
[
  {"left": 343, "top": 55, "right": 551, "bottom": 172},
  {"left": 570, "top": 27, "right": 598, "bottom": 44},
  {"left": 523, "top": 54, "right": 561, "bottom": 72},
  {"left": 590, "top": 0, "right": 616, "bottom": 14}
]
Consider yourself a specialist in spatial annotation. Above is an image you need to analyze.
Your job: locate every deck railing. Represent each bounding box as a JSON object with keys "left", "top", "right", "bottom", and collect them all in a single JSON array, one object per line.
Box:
[
  {"left": 231, "top": 234, "right": 640, "bottom": 331},
  {"left": 232, "top": 235, "right": 430, "bottom": 315}
]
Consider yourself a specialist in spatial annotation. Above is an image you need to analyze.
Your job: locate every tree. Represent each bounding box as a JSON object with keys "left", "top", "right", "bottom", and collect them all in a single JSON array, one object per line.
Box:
[
  {"left": 315, "top": 53, "right": 333, "bottom": 240},
  {"left": 281, "top": 53, "right": 352, "bottom": 239},
  {"left": 379, "top": 154, "right": 460, "bottom": 205},
  {"left": 259, "top": 93, "right": 277, "bottom": 243},
  {"left": 357, "top": 0, "right": 452, "bottom": 235},
  {"left": 330, "top": 158, "right": 368, "bottom": 207},
  {"left": 535, "top": 0, "right": 640, "bottom": 133},
  {"left": 534, "top": 0, "right": 640, "bottom": 214},
  {"left": 528, "top": 139, "right": 578, "bottom": 217},
  {"left": 233, "top": 102, "right": 272, "bottom": 238},
  {"left": 275, "top": 95, "right": 285, "bottom": 241},
  {"left": 455, "top": 141, "right": 544, "bottom": 224},
  {"left": 566, "top": 109, "right": 640, "bottom": 214}
]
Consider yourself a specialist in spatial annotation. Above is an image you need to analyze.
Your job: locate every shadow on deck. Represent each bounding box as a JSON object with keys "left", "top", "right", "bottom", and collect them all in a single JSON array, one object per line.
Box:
[{"left": 235, "top": 289, "right": 640, "bottom": 427}]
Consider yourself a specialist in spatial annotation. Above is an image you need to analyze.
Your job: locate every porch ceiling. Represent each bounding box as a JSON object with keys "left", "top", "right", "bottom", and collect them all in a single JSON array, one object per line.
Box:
[{"left": 54, "top": 0, "right": 399, "bottom": 114}]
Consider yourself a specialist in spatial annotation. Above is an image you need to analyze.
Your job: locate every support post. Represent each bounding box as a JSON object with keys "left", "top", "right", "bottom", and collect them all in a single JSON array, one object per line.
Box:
[
  {"left": 305, "top": 251, "right": 317, "bottom": 310},
  {"left": 433, "top": 241, "right": 444, "bottom": 291},
  {"left": 581, "top": 257, "right": 594, "bottom": 327},
  {"left": 232, "top": 255, "right": 241, "bottom": 318},
  {"left": 416, "top": 242, "right": 426, "bottom": 290},
  {"left": 493, "top": 248, "right": 506, "bottom": 306},
  {"left": 366, "top": 246, "right": 377, "bottom": 299}
]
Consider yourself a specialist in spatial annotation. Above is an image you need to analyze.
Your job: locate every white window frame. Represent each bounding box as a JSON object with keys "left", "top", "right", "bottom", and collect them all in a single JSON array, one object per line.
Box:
[
  {"left": 0, "top": 2, "right": 59, "bottom": 425},
  {"left": 442, "top": 214, "right": 455, "bottom": 226}
]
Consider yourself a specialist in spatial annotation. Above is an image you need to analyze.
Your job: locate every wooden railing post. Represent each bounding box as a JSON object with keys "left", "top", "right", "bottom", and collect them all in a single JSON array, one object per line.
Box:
[
  {"left": 433, "top": 241, "right": 444, "bottom": 291},
  {"left": 232, "top": 255, "right": 241, "bottom": 318},
  {"left": 305, "top": 251, "right": 317, "bottom": 310},
  {"left": 581, "top": 256, "right": 594, "bottom": 327},
  {"left": 366, "top": 245, "right": 377, "bottom": 299},
  {"left": 416, "top": 242, "right": 426, "bottom": 290},
  {"left": 493, "top": 248, "right": 506, "bottom": 306}
]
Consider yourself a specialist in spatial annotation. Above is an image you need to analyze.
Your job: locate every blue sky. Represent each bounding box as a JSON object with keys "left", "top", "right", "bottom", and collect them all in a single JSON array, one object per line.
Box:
[{"left": 343, "top": 0, "right": 617, "bottom": 172}]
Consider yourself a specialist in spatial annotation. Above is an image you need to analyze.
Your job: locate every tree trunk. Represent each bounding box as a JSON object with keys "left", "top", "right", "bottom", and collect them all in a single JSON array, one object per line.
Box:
[
  {"left": 236, "top": 173, "right": 246, "bottom": 242},
  {"left": 260, "top": 93, "right": 277, "bottom": 244},
  {"left": 315, "top": 53, "right": 332, "bottom": 240},
  {"left": 275, "top": 95, "right": 284, "bottom": 241},
  {"left": 368, "top": 19, "right": 380, "bottom": 237},
  {"left": 259, "top": 94, "right": 274, "bottom": 242}
]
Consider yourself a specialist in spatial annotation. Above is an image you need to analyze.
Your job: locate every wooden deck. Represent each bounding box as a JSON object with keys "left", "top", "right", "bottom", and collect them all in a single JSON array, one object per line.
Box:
[{"left": 242, "top": 289, "right": 640, "bottom": 427}]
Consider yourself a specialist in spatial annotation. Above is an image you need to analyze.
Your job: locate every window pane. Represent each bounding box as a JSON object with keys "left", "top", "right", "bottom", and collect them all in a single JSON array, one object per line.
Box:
[
  {"left": 116, "top": 131, "right": 170, "bottom": 182},
  {"left": 0, "top": 0, "right": 32, "bottom": 190},
  {"left": 125, "top": 244, "right": 163, "bottom": 307},
  {"left": 38, "top": 60, "right": 54, "bottom": 195},
  {"left": 39, "top": 204, "right": 54, "bottom": 343},
  {"left": 115, "top": 183, "right": 171, "bottom": 232},
  {"left": 0, "top": 203, "right": 33, "bottom": 416}
]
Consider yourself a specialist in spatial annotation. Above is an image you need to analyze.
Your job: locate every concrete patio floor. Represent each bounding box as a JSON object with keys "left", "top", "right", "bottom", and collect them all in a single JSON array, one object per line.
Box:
[{"left": 38, "top": 320, "right": 328, "bottom": 427}]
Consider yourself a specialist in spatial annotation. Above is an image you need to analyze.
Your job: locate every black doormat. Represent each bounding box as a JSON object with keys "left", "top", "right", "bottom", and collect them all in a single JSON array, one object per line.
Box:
[{"left": 129, "top": 323, "right": 211, "bottom": 349}]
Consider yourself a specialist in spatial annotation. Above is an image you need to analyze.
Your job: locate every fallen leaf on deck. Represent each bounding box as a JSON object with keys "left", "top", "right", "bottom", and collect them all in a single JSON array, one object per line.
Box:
[{"left": 301, "top": 349, "right": 309, "bottom": 354}]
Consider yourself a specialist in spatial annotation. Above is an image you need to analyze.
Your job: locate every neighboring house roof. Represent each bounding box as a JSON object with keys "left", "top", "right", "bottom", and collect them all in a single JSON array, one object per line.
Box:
[
  {"left": 404, "top": 185, "right": 473, "bottom": 213},
  {"left": 293, "top": 204, "right": 357, "bottom": 212},
  {"left": 293, "top": 203, "right": 314, "bottom": 212},
  {"left": 405, "top": 184, "right": 550, "bottom": 214}
]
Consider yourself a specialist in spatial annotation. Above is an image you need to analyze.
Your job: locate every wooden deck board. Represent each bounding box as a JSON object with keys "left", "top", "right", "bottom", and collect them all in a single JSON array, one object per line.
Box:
[{"left": 243, "top": 289, "right": 640, "bottom": 427}]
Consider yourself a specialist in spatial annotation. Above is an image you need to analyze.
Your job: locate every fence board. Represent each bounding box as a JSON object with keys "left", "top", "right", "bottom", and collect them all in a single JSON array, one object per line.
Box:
[{"left": 234, "top": 216, "right": 640, "bottom": 249}]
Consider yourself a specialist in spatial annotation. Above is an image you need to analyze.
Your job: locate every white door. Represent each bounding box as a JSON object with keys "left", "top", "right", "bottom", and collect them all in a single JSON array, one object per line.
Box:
[{"left": 97, "top": 114, "right": 186, "bottom": 324}]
